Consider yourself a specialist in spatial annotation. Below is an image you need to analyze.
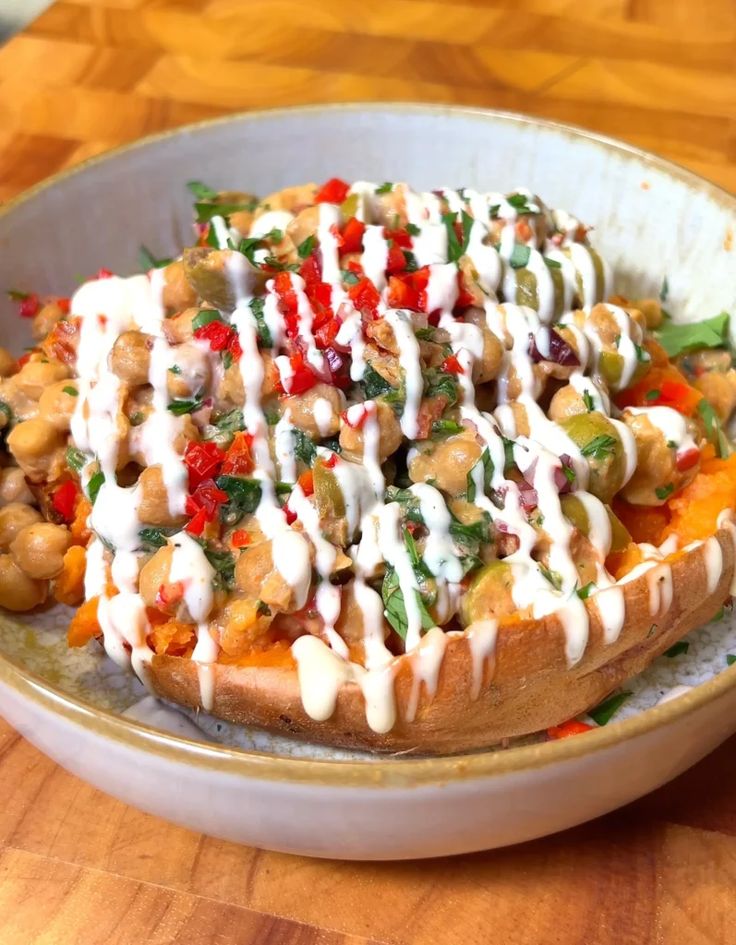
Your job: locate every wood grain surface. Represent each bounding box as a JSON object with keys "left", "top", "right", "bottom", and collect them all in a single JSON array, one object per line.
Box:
[{"left": 0, "top": 1, "right": 735, "bottom": 943}]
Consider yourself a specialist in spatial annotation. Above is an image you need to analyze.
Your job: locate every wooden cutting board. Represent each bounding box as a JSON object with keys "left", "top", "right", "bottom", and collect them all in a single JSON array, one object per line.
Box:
[{"left": 0, "top": 2, "right": 735, "bottom": 943}]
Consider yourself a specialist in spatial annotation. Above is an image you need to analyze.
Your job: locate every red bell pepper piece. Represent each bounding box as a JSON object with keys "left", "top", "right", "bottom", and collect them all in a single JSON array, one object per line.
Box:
[
  {"left": 441, "top": 354, "right": 464, "bottom": 375},
  {"left": 51, "top": 480, "right": 78, "bottom": 523},
  {"left": 194, "top": 320, "right": 235, "bottom": 352},
  {"left": 347, "top": 276, "right": 380, "bottom": 319},
  {"left": 297, "top": 469, "right": 314, "bottom": 496},
  {"left": 183, "top": 441, "right": 225, "bottom": 489},
  {"left": 221, "top": 432, "right": 255, "bottom": 476},
  {"left": 315, "top": 177, "right": 350, "bottom": 204},
  {"left": 231, "top": 529, "right": 251, "bottom": 548},
  {"left": 341, "top": 217, "right": 366, "bottom": 254},
  {"left": 675, "top": 446, "right": 700, "bottom": 472},
  {"left": 18, "top": 293, "right": 40, "bottom": 319},
  {"left": 547, "top": 720, "right": 595, "bottom": 740}
]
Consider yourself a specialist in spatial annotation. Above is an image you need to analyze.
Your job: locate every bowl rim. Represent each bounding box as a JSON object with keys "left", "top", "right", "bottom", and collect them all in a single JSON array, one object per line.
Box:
[{"left": 1, "top": 101, "right": 735, "bottom": 788}]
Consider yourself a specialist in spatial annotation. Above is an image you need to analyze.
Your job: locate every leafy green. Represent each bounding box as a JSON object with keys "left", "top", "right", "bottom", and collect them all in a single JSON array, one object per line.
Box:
[
  {"left": 138, "top": 527, "right": 175, "bottom": 552},
  {"left": 406, "top": 223, "right": 421, "bottom": 236},
  {"left": 6, "top": 289, "right": 30, "bottom": 301},
  {"left": 655, "top": 311, "right": 730, "bottom": 358},
  {"left": 249, "top": 297, "right": 272, "bottom": 347},
  {"left": 167, "top": 398, "right": 204, "bottom": 416},
  {"left": 65, "top": 446, "right": 86, "bottom": 474},
  {"left": 381, "top": 566, "right": 435, "bottom": 641},
  {"left": 216, "top": 475, "right": 262, "bottom": 525},
  {"left": 297, "top": 235, "right": 316, "bottom": 259},
  {"left": 466, "top": 448, "right": 493, "bottom": 502},
  {"left": 432, "top": 419, "right": 463, "bottom": 436},
  {"left": 660, "top": 275, "right": 669, "bottom": 303},
  {"left": 424, "top": 368, "right": 459, "bottom": 406},
  {"left": 655, "top": 483, "right": 674, "bottom": 500},
  {"left": 577, "top": 582, "right": 595, "bottom": 600},
  {"left": 442, "top": 210, "right": 474, "bottom": 264},
  {"left": 506, "top": 192, "right": 538, "bottom": 214},
  {"left": 375, "top": 182, "right": 393, "bottom": 194},
  {"left": 698, "top": 398, "right": 732, "bottom": 458},
  {"left": 665, "top": 640, "right": 689, "bottom": 657},
  {"left": 87, "top": 471, "right": 105, "bottom": 505},
  {"left": 727, "top": 654, "right": 736, "bottom": 666},
  {"left": 581, "top": 434, "right": 617, "bottom": 461},
  {"left": 192, "top": 309, "right": 224, "bottom": 332},
  {"left": 293, "top": 429, "right": 317, "bottom": 466},
  {"left": 203, "top": 545, "right": 236, "bottom": 591},
  {"left": 195, "top": 201, "right": 255, "bottom": 224},
  {"left": 186, "top": 180, "right": 218, "bottom": 201},
  {"left": 589, "top": 691, "right": 631, "bottom": 726},
  {"left": 360, "top": 363, "right": 396, "bottom": 400},
  {"left": 139, "top": 245, "right": 172, "bottom": 270},
  {"left": 543, "top": 257, "right": 561, "bottom": 269},
  {"left": 538, "top": 563, "right": 563, "bottom": 591}
]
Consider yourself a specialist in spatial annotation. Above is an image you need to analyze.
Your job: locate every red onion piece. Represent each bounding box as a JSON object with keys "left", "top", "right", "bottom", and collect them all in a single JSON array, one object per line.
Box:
[{"left": 528, "top": 329, "right": 579, "bottom": 367}]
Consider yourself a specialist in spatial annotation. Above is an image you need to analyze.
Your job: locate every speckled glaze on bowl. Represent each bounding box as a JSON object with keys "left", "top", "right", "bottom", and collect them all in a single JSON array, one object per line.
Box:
[{"left": 0, "top": 104, "right": 735, "bottom": 860}]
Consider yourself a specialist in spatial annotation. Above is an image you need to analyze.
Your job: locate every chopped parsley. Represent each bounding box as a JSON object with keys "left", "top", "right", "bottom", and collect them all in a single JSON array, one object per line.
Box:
[
  {"left": 65, "top": 445, "right": 86, "bottom": 474},
  {"left": 168, "top": 365, "right": 181, "bottom": 375},
  {"left": 582, "top": 390, "right": 595, "bottom": 412},
  {"left": 655, "top": 483, "right": 674, "bottom": 500},
  {"left": 192, "top": 309, "right": 224, "bottom": 331},
  {"left": 727, "top": 654, "right": 736, "bottom": 666},
  {"left": 698, "top": 398, "right": 731, "bottom": 458},
  {"left": 442, "top": 210, "right": 473, "bottom": 263},
  {"left": 465, "top": 448, "right": 493, "bottom": 503},
  {"left": 406, "top": 223, "right": 421, "bottom": 236},
  {"left": 645, "top": 388, "right": 661, "bottom": 401},
  {"left": 138, "top": 245, "right": 172, "bottom": 270},
  {"left": 375, "top": 182, "right": 393, "bottom": 194},
  {"left": 249, "top": 297, "right": 272, "bottom": 347},
  {"left": 87, "top": 470, "right": 105, "bottom": 505},
  {"left": 293, "top": 429, "right": 317, "bottom": 467},
  {"left": 432, "top": 419, "right": 463, "bottom": 436},
  {"left": 186, "top": 180, "right": 218, "bottom": 201},
  {"left": 655, "top": 311, "right": 730, "bottom": 358},
  {"left": 538, "top": 563, "right": 563, "bottom": 592},
  {"left": 665, "top": 640, "right": 689, "bottom": 657},
  {"left": 167, "top": 397, "right": 204, "bottom": 416},
  {"left": 577, "top": 582, "right": 595, "bottom": 600},
  {"left": 580, "top": 434, "right": 617, "bottom": 461},
  {"left": 506, "top": 192, "right": 538, "bottom": 214},
  {"left": 138, "top": 527, "right": 174, "bottom": 552},
  {"left": 588, "top": 691, "right": 631, "bottom": 726},
  {"left": 297, "top": 235, "right": 316, "bottom": 259},
  {"left": 62, "top": 386, "right": 78, "bottom": 397}
]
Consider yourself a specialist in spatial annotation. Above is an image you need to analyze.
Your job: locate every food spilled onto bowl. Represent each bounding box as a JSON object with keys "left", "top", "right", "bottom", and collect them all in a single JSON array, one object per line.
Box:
[{"left": 1, "top": 177, "right": 735, "bottom": 753}]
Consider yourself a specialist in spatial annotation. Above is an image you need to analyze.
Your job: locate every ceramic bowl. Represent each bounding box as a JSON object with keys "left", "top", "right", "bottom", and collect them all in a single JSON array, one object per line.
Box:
[{"left": 0, "top": 104, "right": 735, "bottom": 860}]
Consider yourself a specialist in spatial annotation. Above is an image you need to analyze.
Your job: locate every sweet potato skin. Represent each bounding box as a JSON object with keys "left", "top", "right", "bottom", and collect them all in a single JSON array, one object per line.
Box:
[{"left": 148, "top": 529, "right": 735, "bottom": 754}]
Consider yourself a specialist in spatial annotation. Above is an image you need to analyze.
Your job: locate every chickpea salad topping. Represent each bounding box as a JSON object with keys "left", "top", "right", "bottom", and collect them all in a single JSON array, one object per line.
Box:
[{"left": 2, "top": 177, "right": 735, "bottom": 735}]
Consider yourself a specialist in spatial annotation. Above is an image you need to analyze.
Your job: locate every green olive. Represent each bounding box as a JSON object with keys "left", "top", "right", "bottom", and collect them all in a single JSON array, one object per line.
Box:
[
  {"left": 460, "top": 560, "right": 515, "bottom": 626},
  {"left": 589, "top": 248, "right": 607, "bottom": 303},
  {"left": 561, "top": 412, "right": 626, "bottom": 504},
  {"left": 598, "top": 349, "right": 623, "bottom": 388},
  {"left": 515, "top": 269, "right": 538, "bottom": 310},
  {"left": 560, "top": 494, "right": 631, "bottom": 552},
  {"left": 340, "top": 193, "right": 359, "bottom": 218},
  {"left": 313, "top": 460, "right": 345, "bottom": 520},
  {"left": 182, "top": 247, "right": 264, "bottom": 310}
]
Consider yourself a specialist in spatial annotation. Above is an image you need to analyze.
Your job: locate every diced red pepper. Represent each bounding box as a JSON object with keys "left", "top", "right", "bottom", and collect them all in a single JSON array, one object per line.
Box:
[
  {"left": 386, "top": 243, "right": 407, "bottom": 275},
  {"left": 676, "top": 446, "right": 700, "bottom": 472},
  {"left": 299, "top": 253, "right": 322, "bottom": 287},
  {"left": 383, "top": 227, "right": 412, "bottom": 249},
  {"left": 615, "top": 365, "right": 703, "bottom": 417},
  {"left": 156, "top": 580, "right": 184, "bottom": 607},
  {"left": 315, "top": 177, "right": 350, "bottom": 205},
  {"left": 184, "top": 441, "right": 225, "bottom": 489},
  {"left": 194, "top": 320, "right": 235, "bottom": 352},
  {"left": 95, "top": 268, "right": 114, "bottom": 280},
  {"left": 16, "top": 352, "right": 31, "bottom": 368},
  {"left": 280, "top": 351, "right": 319, "bottom": 395},
  {"left": 185, "top": 508, "right": 208, "bottom": 536},
  {"left": 547, "top": 720, "right": 595, "bottom": 740},
  {"left": 347, "top": 276, "right": 380, "bottom": 320},
  {"left": 221, "top": 432, "right": 255, "bottom": 476},
  {"left": 231, "top": 529, "right": 251, "bottom": 548},
  {"left": 341, "top": 217, "right": 366, "bottom": 254},
  {"left": 228, "top": 331, "right": 243, "bottom": 361},
  {"left": 51, "top": 480, "right": 78, "bottom": 523},
  {"left": 18, "top": 293, "right": 40, "bottom": 319},
  {"left": 455, "top": 271, "right": 475, "bottom": 309},
  {"left": 185, "top": 480, "right": 229, "bottom": 521},
  {"left": 284, "top": 505, "right": 298, "bottom": 525},
  {"left": 323, "top": 453, "right": 339, "bottom": 469},
  {"left": 441, "top": 354, "right": 464, "bottom": 375},
  {"left": 56, "top": 297, "right": 71, "bottom": 315},
  {"left": 297, "top": 469, "right": 314, "bottom": 496},
  {"left": 387, "top": 267, "right": 430, "bottom": 311}
]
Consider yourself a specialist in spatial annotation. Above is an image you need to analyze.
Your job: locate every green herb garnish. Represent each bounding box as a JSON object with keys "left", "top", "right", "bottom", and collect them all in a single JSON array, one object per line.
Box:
[
  {"left": 698, "top": 398, "right": 732, "bottom": 458},
  {"left": 406, "top": 223, "right": 421, "bottom": 236},
  {"left": 186, "top": 180, "right": 218, "bottom": 201},
  {"left": 645, "top": 389, "right": 661, "bottom": 401},
  {"left": 293, "top": 429, "right": 317, "bottom": 467},
  {"left": 66, "top": 446, "right": 86, "bottom": 474},
  {"left": 655, "top": 483, "right": 674, "bottom": 500},
  {"left": 139, "top": 245, "right": 172, "bottom": 270},
  {"left": 167, "top": 398, "right": 204, "bottom": 416},
  {"left": 589, "top": 691, "right": 631, "bottom": 726},
  {"left": 508, "top": 244, "right": 531, "bottom": 269},
  {"left": 727, "top": 654, "right": 736, "bottom": 666},
  {"left": 249, "top": 297, "right": 272, "bottom": 347},
  {"left": 87, "top": 470, "right": 105, "bottom": 505},
  {"left": 192, "top": 309, "right": 224, "bottom": 332},
  {"left": 577, "top": 582, "right": 595, "bottom": 600},
  {"left": 582, "top": 390, "right": 595, "bottom": 412},
  {"left": 581, "top": 434, "right": 617, "bottom": 461},
  {"left": 297, "top": 235, "right": 316, "bottom": 259},
  {"left": 538, "top": 563, "right": 563, "bottom": 591},
  {"left": 665, "top": 640, "right": 689, "bottom": 657},
  {"left": 62, "top": 386, "right": 78, "bottom": 397},
  {"left": 375, "top": 182, "right": 393, "bottom": 194},
  {"left": 655, "top": 311, "right": 730, "bottom": 358},
  {"left": 138, "top": 527, "right": 174, "bottom": 552}
]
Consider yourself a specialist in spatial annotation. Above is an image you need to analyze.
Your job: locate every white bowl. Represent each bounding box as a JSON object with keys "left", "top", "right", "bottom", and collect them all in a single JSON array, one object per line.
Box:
[{"left": 1, "top": 104, "right": 735, "bottom": 860}]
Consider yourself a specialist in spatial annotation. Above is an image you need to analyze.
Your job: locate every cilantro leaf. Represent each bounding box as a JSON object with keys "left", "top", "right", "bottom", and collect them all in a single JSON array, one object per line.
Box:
[
  {"left": 293, "top": 429, "right": 317, "bottom": 466},
  {"left": 588, "top": 691, "right": 631, "bottom": 726},
  {"left": 581, "top": 434, "right": 617, "bottom": 461},
  {"left": 665, "top": 640, "right": 689, "bottom": 657},
  {"left": 655, "top": 311, "right": 730, "bottom": 358},
  {"left": 139, "top": 245, "right": 173, "bottom": 271},
  {"left": 698, "top": 398, "right": 732, "bottom": 458}
]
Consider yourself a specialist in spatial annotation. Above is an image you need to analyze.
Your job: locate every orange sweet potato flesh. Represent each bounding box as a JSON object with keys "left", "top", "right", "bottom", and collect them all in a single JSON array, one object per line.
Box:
[
  {"left": 664, "top": 453, "right": 736, "bottom": 544},
  {"left": 67, "top": 596, "right": 101, "bottom": 647},
  {"left": 54, "top": 545, "right": 86, "bottom": 606}
]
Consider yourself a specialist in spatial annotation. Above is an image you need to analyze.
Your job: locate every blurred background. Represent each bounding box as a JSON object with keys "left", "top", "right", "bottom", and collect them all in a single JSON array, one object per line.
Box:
[{"left": 0, "top": 0, "right": 732, "bottom": 200}]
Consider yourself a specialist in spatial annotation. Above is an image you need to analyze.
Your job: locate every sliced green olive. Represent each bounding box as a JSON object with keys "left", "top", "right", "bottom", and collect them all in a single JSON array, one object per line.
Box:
[
  {"left": 313, "top": 460, "right": 345, "bottom": 520},
  {"left": 561, "top": 412, "right": 626, "bottom": 504},
  {"left": 460, "top": 560, "right": 515, "bottom": 626},
  {"left": 515, "top": 269, "right": 538, "bottom": 310},
  {"left": 560, "top": 494, "right": 631, "bottom": 552},
  {"left": 340, "top": 193, "right": 359, "bottom": 218},
  {"left": 589, "top": 248, "right": 607, "bottom": 304},
  {"left": 183, "top": 248, "right": 239, "bottom": 310},
  {"left": 598, "top": 349, "right": 623, "bottom": 388}
]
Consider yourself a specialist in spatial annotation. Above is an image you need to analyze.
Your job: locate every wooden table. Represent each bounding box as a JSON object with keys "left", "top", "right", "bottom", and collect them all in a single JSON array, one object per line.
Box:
[{"left": 0, "top": 1, "right": 735, "bottom": 942}]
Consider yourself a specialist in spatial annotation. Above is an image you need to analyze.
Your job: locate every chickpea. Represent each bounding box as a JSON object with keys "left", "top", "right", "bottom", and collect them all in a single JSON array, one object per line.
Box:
[
  {"left": 632, "top": 298, "right": 663, "bottom": 330},
  {"left": 14, "top": 358, "right": 70, "bottom": 402},
  {"left": 463, "top": 308, "right": 504, "bottom": 383},
  {"left": 0, "top": 347, "right": 17, "bottom": 378},
  {"left": 32, "top": 301, "right": 66, "bottom": 341},
  {"left": 0, "top": 503, "right": 43, "bottom": 551},
  {"left": 409, "top": 432, "right": 483, "bottom": 496},
  {"left": 0, "top": 467, "right": 35, "bottom": 506},
  {"left": 258, "top": 183, "right": 317, "bottom": 214},
  {"left": 548, "top": 384, "right": 588, "bottom": 423},
  {"left": 284, "top": 383, "right": 345, "bottom": 438},
  {"left": 0, "top": 554, "right": 47, "bottom": 611},
  {"left": 166, "top": 343, "right": 211, "bottom": 400},
  {"left": 137, "top": 466, "right": 188, "bottom": 527},
  {"left": 216, "top": 352, "right": 278, "bottom": 409},
  {"left": 340, "top": 401, "right": 402, "bottom": 463},
  {"left": 620, "top": 410, "right": 699, "bottom": 506},
  {"left": 164, "top": 307, "right": 199, "bottom": 346},
  {"left": 7, "top": 418, "right": 65, "bottom": 483},
  {"left": 139, "top": 544, "right": 174, "bottom": 609},
  {"left": 286, "top": 205, "right": 320, "bottom": 249},
  {"left": 161, "top": 260, "right": 198, "bottom": 312},
  {"left": 234, "top": 540, "right": 307, "bottom": 613},
  {"left": 694, "top": 371, "right": 736, "bottom": 423},
  {"left": 11, "top": 522, "right": 70, "bottom": 579},
  {"left": 218, "top": 598, "right": 273, "bottom": 657},
  {"left": 38, "top": 380, "right": 79, "bottom": 432},
  {"left": 334, "top": 582, "right": 387, "bottom": 649},
  {"left": 109, "top": 331, "right": 153, "bottom": 386}
]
